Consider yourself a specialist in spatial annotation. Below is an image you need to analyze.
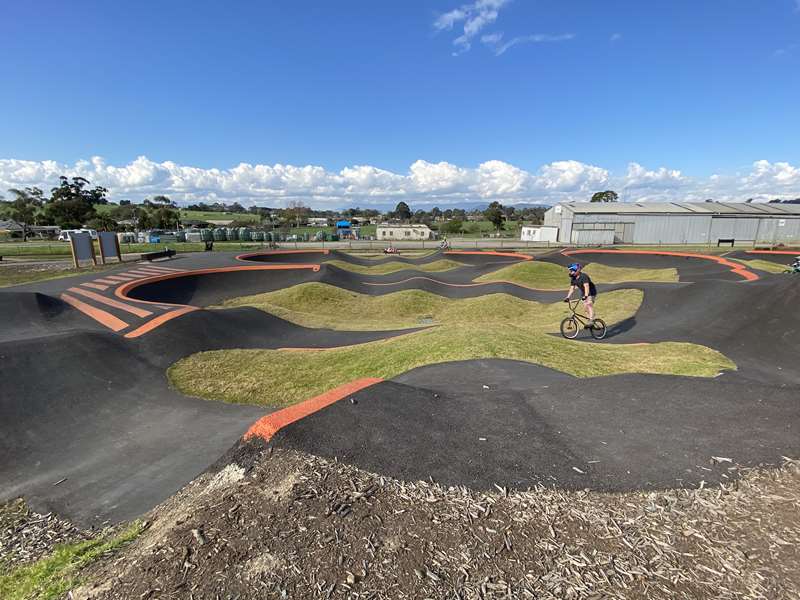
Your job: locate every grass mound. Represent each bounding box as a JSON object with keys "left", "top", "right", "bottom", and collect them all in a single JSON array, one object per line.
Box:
[
  {"left": 474, "top": 261, "right": 678, "bottom": 289},
  {"left": 0, "top": 522, "right": 143, "bottom": 600},
  {"left": 176, "top": 285, "right": 734, "bottom": 407},
  {"left": 215, "top": 283, "right": 643, "bottom": 331},
  {"left": 733, "top": 258, "right": 792, "bottom": 274},
  {"left": 324, "top": 259, "right": 466, "bottom": 275},
  {"left": 169, "top": 328, "right": 734, "bottom": 407},
  {"left": 340, "top": 250, "right": 438, "bottom": 260}
]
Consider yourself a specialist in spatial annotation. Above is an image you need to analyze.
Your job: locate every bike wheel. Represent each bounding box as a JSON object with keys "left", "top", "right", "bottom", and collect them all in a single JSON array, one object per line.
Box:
[
  {"left": 560, "top": 317, "right": 580, "bottom": 339},
  {"left": 589, "top": 318, "right": 607, "bottom": 340}
]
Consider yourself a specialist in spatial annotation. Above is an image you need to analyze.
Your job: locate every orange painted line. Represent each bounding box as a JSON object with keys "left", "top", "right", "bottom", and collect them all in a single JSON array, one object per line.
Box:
[
  {"left": 562, "top": 249, "right": 760, "bottom": 282},
  {"left": 444, "top": 250, "right": 533, "bottom": 261},
  {"left": 138, "top": 264, "right": 182, "bottom": 271},
  {"left": 81, "top": 282, "right": 110, "bottom": 291},
  {"left": 363, "top": 275, "right": 562, "bottom": 292},
  {"left": 60, "top": 293, "right": 129, "bottom": 332},
  {"left": 67, "top": 287, "right": 153, "bottom": 318},
  {"left": 132, "top": 269, "right": 175, "bottom": 277},
  {"left": 105, "top": 274, "right": 139, "bottom": 282},
  {"left": 92, "top": 278, "right": 120, "bottom": 285},
  {"left": 236, "top": 249, "right": 330, "bottom": 262},
  {"left": 115, "top": 264, "right": 321, "bottom": 308},
  {"left": 244, "top": 377, "right": 384, "bottom": 442},
  {"left": 123, "top": 306, "right": 199, "bottom": 338},
  {"left": 746, "top": 250, "right": 799, "bottom": 255}
]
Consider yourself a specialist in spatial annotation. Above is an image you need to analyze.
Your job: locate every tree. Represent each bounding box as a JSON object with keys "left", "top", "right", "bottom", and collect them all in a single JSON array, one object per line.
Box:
[
  {"left": 151, "top": 206, "right": 180, "bottom": 229},
  {"left": 8, "top": 187, "right": 46, "bottom": 241},
  {"left": 483, "top": 201, "right": 505, "bottom": 231},
  {"left": 45, "top": 176, "right": 108, "bottom": 228},
  {"left": 285, "top": 200, "right": 309, "bottom": 228},
  {"left": 393, "top": 201, "right": 412, "bottom": 221},
  {"left": 152, "top": 195, "right": 172, "bottom": 205},
  {"left": 440, "top": 219, "right": 463, "bottom": 234},
  {"left": 86, "top": 214, "right": 119, "bottom": 231},
  {"left": 590, "top": 190, "right": 618, "bottom": 203}
]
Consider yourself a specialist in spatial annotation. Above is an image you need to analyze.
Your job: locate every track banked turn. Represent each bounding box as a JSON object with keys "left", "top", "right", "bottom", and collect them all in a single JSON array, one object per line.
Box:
[{"left": 1, "top": 248, "right": 797, "bottom": 526}]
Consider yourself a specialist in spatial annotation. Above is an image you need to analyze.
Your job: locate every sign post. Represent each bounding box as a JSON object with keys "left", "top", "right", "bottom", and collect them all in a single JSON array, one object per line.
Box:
[
  {"left": 98, "top": 232, "right": 123, "bottom": 264},
  {"left": 68, "top": 232, "right": 97, "bottom": 269}
]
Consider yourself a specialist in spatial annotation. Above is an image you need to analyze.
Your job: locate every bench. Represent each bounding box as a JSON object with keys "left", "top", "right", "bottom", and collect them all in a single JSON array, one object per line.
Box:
[
  {"left": 142, "top": 249, "right": 176, "bottom": 261},
  {"left": 717, "top": 238, "right": 735, "bottom": 247}
]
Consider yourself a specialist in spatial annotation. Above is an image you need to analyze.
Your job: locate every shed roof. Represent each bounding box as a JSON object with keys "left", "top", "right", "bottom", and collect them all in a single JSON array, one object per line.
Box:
[{"left": 559, "top": 202, "right": 800, "bottom": 215}]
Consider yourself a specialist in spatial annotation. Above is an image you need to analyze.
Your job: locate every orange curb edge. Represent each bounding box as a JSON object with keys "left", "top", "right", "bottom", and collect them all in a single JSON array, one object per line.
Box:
[
  {"left": 746, "top": 250, "right": 799, "bottom": 255},
  {"left": 114, "top": 264, "right": 322, "bottom": 307},
  {"left": 244, "top": 377, "right": 384, "bottom": 442},
  {"left": 123, "top": 306, "right": 200, "bottom": 338},
  {"left": 562, "top": 249, "right": 760, "bottom": 282}
]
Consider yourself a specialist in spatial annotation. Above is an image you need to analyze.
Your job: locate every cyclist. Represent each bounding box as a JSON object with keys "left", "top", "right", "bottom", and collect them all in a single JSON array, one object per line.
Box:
[
  {"left": 564, "top": 263, "right": 597, "bottom": 326},
  {"left": 790, "top": 256, "right": 800, "bottom": 273}
]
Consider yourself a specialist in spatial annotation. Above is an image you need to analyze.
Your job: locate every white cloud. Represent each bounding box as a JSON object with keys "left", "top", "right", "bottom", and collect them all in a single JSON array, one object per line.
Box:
[
  {"left": 610, "top": 33, "right": 622, "bottom": 42},
  {"left": 536, "top": 160, "right": 609, "bottom": 191},
  {"left": 1, "top": 156, "right": 799, "bottom": 208},
  {"left": 623, "top": 162, "right": 685, "bottom": 189},
  {"left": 434, "top": 0, "right": 510, "bottom": 55},
  {"left": 489, "top": 33, "right": 575, "bottom": 56}
]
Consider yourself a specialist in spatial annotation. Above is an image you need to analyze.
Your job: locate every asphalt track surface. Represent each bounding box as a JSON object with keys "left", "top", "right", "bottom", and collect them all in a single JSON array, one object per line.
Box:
[{"left": 1, "top": 248, "right": 798, "bottom": 526}]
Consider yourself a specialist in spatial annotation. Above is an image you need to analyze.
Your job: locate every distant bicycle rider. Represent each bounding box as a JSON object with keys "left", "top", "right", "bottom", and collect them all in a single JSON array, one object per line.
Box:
[
  {"left": 564, "top": 263, "right": 597, "bottom": 326},
  {"left": 790, "top": 256, "right": 800, "bottom": 273}
]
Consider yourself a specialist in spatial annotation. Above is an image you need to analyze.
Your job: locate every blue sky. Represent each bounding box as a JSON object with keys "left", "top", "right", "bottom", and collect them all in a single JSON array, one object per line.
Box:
[{"left": 1, "top": 0, "right": 799, "bottom": 207}]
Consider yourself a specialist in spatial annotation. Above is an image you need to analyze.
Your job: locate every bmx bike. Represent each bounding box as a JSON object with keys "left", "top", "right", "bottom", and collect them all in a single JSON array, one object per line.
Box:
[{"left": 560, "top": 299, "right": 607, "bottom": 340}]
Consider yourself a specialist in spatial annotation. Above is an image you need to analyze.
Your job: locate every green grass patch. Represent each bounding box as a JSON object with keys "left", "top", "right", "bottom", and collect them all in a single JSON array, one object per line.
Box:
[
  {"left": 340, "top": 250, "right": 438, "bottom": 260},
  {"left": 0, "top": 241, "right": 277, "bottom": 258},
  {"left": 731, "top": 258, "right": 792, "bottom": 274},
  {"left": 215, "top": 284, "right": 643, "bottom": 331},
  {"left": 0, "top": 264, "right": 117, "bottom": 289},
  {"left": 169, "top": 328, "right": 734, "bottom": 408},
  {"left": 0, "top": 522, "right": 144, "bottom": 600},
  {"left": 324, "top": 258, "right": 466, "bottom": 275},
  {"left": 175, "top": 286, "right": 734, "bottom": 407},
  {"left": 474, "top": 261, "right": 678, "bottom": 289}
]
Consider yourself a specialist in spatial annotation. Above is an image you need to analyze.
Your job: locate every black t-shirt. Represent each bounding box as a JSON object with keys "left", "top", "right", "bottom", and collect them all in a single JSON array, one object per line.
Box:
[{"left": 570, "top": 272, "right": 597, "bottom": 297}]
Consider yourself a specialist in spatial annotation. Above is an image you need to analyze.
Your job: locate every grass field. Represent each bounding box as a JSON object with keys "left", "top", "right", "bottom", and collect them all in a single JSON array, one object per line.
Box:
[
  {"left": 324, "top": 258, "right": 466, "bottom": 275},
  {"left": 176, "top": 285, "right": 735, "bottom": 407},
  {"left": 474, "top": 261, "right": 678, "bottom": 289},
  {"left": 0, "top": 240, "right": 276, "bottom": 257},
  {"left": 215, "top": 284, "right": 643, "bottom": 331},
  {"left": 0, "top": 264, "right": 117, "bottom": 288}
]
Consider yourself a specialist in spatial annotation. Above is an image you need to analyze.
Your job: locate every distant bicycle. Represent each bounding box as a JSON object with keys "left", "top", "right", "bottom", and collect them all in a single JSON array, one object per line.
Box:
[{"left": 560, "top": 299, "right": 607, "bottom": 340}]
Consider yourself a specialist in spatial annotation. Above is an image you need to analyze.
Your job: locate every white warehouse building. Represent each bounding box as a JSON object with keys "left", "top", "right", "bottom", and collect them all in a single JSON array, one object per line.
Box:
[{"left": 543, "top": 202, "right": 800, "bottom": 246}]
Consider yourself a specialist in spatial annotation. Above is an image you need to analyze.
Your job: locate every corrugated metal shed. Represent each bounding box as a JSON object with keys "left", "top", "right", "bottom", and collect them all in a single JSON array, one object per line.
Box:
[{"left": 564, "top": 202, "right": 800, "bottom": 215}]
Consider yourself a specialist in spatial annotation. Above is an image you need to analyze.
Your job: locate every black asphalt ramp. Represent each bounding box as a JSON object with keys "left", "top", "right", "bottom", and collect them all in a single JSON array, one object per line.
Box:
[{"left": 271, "top": 360, "right": 800, "bottom": 492}]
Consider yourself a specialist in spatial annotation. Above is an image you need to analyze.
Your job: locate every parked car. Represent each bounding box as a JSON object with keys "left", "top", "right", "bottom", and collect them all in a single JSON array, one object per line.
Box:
[{"left": 57, "top": 228, "right": 98, "bottom": 241}]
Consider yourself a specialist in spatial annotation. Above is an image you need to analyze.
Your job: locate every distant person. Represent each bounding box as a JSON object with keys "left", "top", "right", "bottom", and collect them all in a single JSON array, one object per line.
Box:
[
  {"left": 439, "top": 237, "right": 450, "bottom": 250},
  {"left": 791, "top": 256, "right": 800, "bottom": 273},
  {"left": 564, "top": 263, "right": 597, "bottom": 325}
]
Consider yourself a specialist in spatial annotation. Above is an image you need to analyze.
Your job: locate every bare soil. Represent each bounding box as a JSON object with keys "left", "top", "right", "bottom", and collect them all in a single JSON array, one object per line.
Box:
[{"left": 71, "top": 442, "right": 800, "bottom": 600}]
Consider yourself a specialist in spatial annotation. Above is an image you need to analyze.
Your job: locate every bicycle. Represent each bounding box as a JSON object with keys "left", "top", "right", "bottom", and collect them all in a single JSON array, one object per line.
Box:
[{"left": 560, "top": 299, "right": 607, "bottom": 340}]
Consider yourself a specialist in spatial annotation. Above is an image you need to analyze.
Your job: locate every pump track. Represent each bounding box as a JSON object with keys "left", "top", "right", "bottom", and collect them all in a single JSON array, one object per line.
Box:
[{"left": 1, "top": 247, "right": 798, "bottom": 526}]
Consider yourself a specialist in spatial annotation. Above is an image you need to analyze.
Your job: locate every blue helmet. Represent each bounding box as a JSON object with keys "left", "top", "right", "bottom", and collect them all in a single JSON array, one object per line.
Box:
[{"left": 568, "top": 262, "right": 581, "bottom": 272}]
